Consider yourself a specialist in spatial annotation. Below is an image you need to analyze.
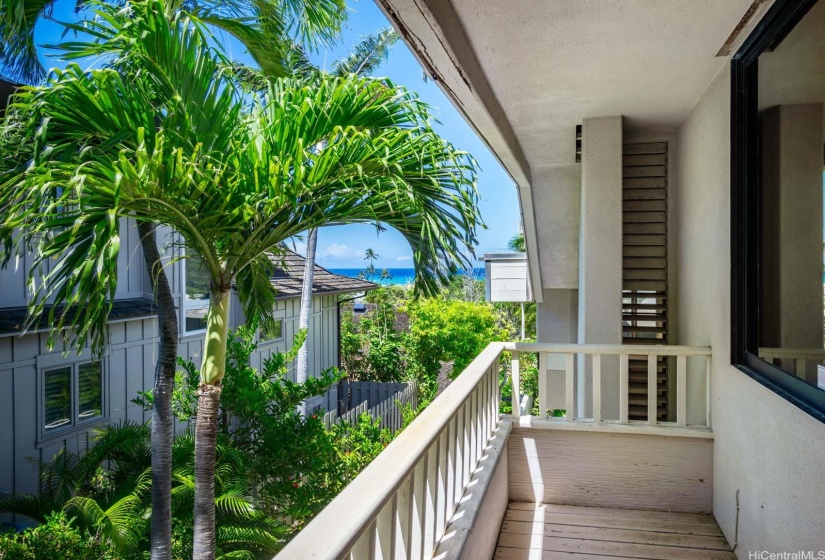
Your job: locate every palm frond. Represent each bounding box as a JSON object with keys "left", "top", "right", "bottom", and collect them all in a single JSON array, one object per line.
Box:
[
  {"left": 0, "top": 493, "right": 56, "bottom": 524},
  {"left": 332, "top": 27, "right": 399, "bottom": 77},
  {"left": 0, "top": 0, "right": 54, "bottom": 83},
  {"left": 64, "top": 494, "right": 145, "bottom": 555}
]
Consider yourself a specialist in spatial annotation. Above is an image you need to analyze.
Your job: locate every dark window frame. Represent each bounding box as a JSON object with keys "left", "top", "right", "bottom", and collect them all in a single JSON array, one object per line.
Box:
[{"left": 730, "top": 0, "right": 825, "bottom": 424}]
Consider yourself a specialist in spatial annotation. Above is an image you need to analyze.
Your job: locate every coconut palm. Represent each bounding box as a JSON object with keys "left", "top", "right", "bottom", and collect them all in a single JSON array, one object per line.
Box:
[
  {"left": 294, "top": 28, "right": 399, "bottom": 409},
  {"left": 1, "top": 8, "right": 480, "bottom": 559},
  {"left": 508, "top": 232, "right": 525, "bottom": 252},
  {"left": 0, "top": 1, "right": 347, "bottom": 558},
  {"left": 380, "top": 268, "right": 392, "bottom": 284}
]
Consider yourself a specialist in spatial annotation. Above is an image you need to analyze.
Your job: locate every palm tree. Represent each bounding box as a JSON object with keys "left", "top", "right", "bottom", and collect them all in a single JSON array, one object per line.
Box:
[
  {"left": 294, "top": 28, "right": 399, "bottom": 408},
  {"left": 508, "top": 232, "right": 526, "bottom": 252},
  {"left": 0, "top": 2, "right": 347, "bottom": 558},
  {"left": 380, "top": 268, "right": 392, "bottom": 284},
  {"left": 1, "top": 9, "right": 480, "bottom": 559},
  {"left": 3, "top": 2, "right": 346, "bottom": 558}
]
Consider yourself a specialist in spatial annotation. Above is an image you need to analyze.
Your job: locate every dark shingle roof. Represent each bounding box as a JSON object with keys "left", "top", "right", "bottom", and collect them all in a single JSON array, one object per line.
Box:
[
  {"left": 0, "top": 298, "right": 157, "bottom": 336},
  {"left": 268, "top": 251, "right": 376, "bottom": 299}
]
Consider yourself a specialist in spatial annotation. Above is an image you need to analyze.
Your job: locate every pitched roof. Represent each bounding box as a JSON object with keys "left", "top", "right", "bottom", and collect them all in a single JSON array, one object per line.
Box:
[
  {"left": 0, "top": 298, "right": 157, "bottom": 337},
  {"left": 268, "top": 250, "right": 376, "bottom": 299}
]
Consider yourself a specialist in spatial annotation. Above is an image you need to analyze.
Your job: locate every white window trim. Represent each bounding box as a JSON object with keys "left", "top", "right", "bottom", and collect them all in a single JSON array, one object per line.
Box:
[
  {"left": 37, "top": 350, "right": 108, "bottom": 445},
  {"left": 181, "top": 248, "right": 210, "bottom": 336},
  {"left": 258, "top": 317, "right": 285, "bottom": 345}
]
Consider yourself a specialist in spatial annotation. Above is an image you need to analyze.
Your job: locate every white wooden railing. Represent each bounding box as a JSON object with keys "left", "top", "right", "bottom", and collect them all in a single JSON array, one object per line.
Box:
[
  {"left": 505, "top": 342, "right": 713, "bottom": 428},
  {"left": 274, "top": 343, "right": 505, "bottom": 560},
  {"left": 759, "top": 347, "right": 825, "bottom": 380}
]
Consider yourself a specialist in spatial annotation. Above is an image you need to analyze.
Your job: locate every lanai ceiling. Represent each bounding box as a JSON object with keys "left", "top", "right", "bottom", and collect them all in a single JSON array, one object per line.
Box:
[{"left": 377, "top": 0, "right": 764, "bottom": 293}]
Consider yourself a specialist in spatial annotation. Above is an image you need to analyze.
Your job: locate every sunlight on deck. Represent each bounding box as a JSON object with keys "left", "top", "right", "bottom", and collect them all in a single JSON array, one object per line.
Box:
[{"left": 494, "top": 502, "right": 734, "bottom": 560}]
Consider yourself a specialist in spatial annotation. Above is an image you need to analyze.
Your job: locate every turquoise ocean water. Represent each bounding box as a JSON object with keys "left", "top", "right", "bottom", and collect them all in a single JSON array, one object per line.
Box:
[{"left": 327, "top": 268, "right": 485, "bottom": 286}]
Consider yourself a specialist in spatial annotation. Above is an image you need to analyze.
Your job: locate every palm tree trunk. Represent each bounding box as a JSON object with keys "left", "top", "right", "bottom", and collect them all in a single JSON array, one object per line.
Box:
[
  {"left": 295, "top": 227, "right": 318, "bottom": 416},
  {"left": 193, "top": 289, "right": 230, "bottom": 560},
  {"left": 137, "top": 222, "right": 177, "bottom": 560}
]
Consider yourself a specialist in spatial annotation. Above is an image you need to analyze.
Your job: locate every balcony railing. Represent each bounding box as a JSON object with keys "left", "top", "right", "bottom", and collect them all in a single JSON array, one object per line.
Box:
[
  {"left": 508, "top": 342, "right": 713, "bottom": 428},
  {"left": 273, "top": 341, "right": 713, "bottom": 560},
  {"left": 275, "top": 342, "right": 505, "bottom": 560}
]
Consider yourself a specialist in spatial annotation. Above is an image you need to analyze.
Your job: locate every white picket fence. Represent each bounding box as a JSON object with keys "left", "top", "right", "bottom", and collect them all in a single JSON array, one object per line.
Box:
[{"left": 322, "top": 381, "right": 418, "bottom": 433}]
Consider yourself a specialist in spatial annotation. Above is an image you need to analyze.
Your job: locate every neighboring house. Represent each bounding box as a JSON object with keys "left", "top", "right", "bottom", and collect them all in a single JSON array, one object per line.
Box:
[
  {"left": 277, "top": 1, "right": 825, "bottom": 559},
  {"left": 0, "top": 200, "right": 373, "bottom": 496}
]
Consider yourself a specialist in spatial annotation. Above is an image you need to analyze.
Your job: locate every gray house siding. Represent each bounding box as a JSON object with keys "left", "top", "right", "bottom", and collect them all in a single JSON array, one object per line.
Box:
[
  {"left": 0, "top": 319, "right": 158, "bottom": 498},
  {"left": 1, "top": 296, "right": 342, "bottom": 499},
  {"left": 1, "top": 221, "right": 350, "bottom": 500}
]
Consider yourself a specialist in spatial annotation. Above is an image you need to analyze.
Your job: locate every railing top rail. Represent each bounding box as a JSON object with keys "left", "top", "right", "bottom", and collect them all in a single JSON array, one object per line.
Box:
[
  {"left": 504, "top": 342, "right": 712, "bottom": 356},
  {"left": 274, "top": 342, "right": 506, "bottom": 560},
  {"left": 759, "top": 347, "right": 825, "bottom": 357}
]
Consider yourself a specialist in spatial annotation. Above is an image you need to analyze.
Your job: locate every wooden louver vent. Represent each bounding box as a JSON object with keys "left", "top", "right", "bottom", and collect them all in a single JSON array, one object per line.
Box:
[{"left": 622, "top": 142, "right": 668, "bottom": 422}]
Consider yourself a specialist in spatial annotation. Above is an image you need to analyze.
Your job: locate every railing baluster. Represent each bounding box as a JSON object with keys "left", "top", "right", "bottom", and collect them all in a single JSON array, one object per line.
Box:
[
  {"left": 470, "top": 389, "right": 478, "bottom": 468},
  {"left": 706, "top": 355, "right": 713, "bottom": 429},
  {"left": 592, "top": 354, "right": 602, "bottom": 423},
  {"left": 619, "top": 353, "right": 629, "bottom": 424},
  {"left": 394, "top": 478, "right": 411, "bottom": 560},
  {"left": 462, "top": 400, "right": 471, "bottom": 488},
  {"left": 511, "top": 351, "right": 520, "bottom": 418},
  {"left": 422, "top": 444, "right": 438, "bottom": 558},
  {"left": 375, "top": 499, "right": 393, "bottom": 560},
  {"left": 435, "top": 429, "right": 447, "bottom": 541},
  {"left": 410, "top": 461, "right": 425, "bottom": 560},
  {"left": 538, "top": 351, "right": 548, "bottom": 420},
  {"left": 565, "top": 352, "right": 575, "bottom": 421},
  {"left": 445, "top": 414, "right": 456, "bottom": 521},
  {"left": 795, "top": 358, "right": 806, "bottom": 379},
  {"left": 349, "top": 527, "right": 370, "bottom": 560},
  {"left": 676, "top": 355, "right": 687, "bottom": 427},
  {"left": 648, "top": 353, "right": 658, "bottom": 425},
  {"left": 454, "top": 404, "right": 464, "bottom": 507}
]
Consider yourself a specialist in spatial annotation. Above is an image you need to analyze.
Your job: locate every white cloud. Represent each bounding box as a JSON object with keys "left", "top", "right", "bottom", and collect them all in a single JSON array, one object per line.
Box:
[
  {"left": 321, "top": 243, "right": 360, "bottom": 259},
  {"left": 396, "top": 255, "right": 413, "bottom": 262}
]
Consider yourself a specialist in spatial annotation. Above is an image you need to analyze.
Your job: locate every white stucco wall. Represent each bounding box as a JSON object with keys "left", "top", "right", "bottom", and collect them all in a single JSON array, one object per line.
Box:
[
  {"left": 676, "top": 63, "right": 825, "bottom": 554},
  {"left": 578, "top": 116, "right": 623, "bottom": 419}
]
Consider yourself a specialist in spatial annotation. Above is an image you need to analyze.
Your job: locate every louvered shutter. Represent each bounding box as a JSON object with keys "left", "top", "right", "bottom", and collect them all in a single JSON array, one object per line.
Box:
[{"left": 622, "top": 143, "right": 669, "bottom": 421}]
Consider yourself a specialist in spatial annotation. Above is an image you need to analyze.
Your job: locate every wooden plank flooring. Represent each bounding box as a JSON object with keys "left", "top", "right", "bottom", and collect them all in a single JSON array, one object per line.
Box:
[{"left": 494, "top": 502, "right": 735, "bottom": 560}]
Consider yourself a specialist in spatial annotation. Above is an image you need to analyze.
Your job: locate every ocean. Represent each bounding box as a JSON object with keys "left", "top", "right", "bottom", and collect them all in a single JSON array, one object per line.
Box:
[{"left": 327, "top": 267, "right": 485, "bottom": 286}]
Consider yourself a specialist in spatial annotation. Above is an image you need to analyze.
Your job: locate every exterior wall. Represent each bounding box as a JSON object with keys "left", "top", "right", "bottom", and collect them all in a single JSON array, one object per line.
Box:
[
  {"left": 0, "top": 319, "right": 158, "bottom": 497},
  {"left": 0, "top": 218, "right": 151, "bottom": 309},
  {"left": 484, "top": 254, "right": 531, "bottom": 302},
  {"left": 508, "top": 426, "right": 713, "bottom": 513},
  {"left": 675, "top": 64, "right": 825, "bottom": 552},
  {"left": 533, "top": 163, "right": 581, "bottom": 290},
  {"left": 1, "top": 221, "right": 343, "bottom": 500},
  {"left": 578, "top": 116, "right": 623, "bottom": 419}
]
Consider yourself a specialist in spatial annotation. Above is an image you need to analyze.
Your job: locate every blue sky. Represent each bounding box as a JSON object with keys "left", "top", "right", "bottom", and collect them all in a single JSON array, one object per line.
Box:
[{"left": 33, "top": 1, "right": 521, "bottom": 269}]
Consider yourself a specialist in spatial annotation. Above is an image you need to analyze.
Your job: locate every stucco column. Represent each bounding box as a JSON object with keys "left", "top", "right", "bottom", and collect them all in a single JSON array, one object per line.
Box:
[
  {"left": 537, "top": 289, "right": 578, "bottom": 410},
  {"left": 532, "top": 163, "right": 582, "bottom": 413},
  {"left": 760, "top": 103, "right": 824, "bottom": 382},
  {"left": 577, "top": 116, "right": 623, "bottom": 418}
]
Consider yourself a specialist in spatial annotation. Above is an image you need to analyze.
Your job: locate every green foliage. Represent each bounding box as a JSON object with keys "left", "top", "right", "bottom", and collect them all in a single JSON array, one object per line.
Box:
[
  {"left": 0, "top": 511, "right": 113, "bottom": 560},
  {"left": 406, "top": 298, "right": 509, "bottom": 392},
  {"left": 329, "top": 414, "right": 393, "bottom": 477},
  {"left": 343, "top": 287, "right": 410, "bottom": 382},
  {"left": 0, "top": 423, "right": 286, "bottom": 559},
  {"left": 507, "top": 233, "right": 526, "bottom": 252}
]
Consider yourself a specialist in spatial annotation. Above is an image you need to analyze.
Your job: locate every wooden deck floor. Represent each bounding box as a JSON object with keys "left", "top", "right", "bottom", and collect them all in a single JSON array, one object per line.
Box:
[{"left": 494, "top": 502, "right": 735, "bottom": 560}]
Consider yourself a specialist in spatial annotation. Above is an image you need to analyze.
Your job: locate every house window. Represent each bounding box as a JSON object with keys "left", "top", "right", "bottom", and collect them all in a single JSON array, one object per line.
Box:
[
  {"left": 731, "top": 0, "right": 825, "bottom": 422},
  {"left": 43, "top": 361, "right": 104, "bottom": 434},
  {"left": 259, "top": 319, "right": 284, "bottom": 343},
  {"left": 184, "top": 252, "right": 210, "bottom": 333}
]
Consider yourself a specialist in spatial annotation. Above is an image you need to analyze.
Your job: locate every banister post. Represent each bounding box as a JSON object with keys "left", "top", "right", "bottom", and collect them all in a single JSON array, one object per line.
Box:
[{"left": 511, "top": 351, "right": 520, "bottom": 418}]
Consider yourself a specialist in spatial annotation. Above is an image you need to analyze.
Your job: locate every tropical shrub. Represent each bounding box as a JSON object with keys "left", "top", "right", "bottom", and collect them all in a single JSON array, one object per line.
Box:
[
  {"left": 330, "top": 414, "right": 393, "bottom": 478},
  {"left": 0, "top": 511, "right": 112, "bottom": 560},
  {"left": 406, "top": 298, "right": 510, "bottom": 397}
]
